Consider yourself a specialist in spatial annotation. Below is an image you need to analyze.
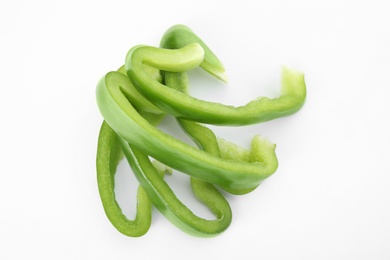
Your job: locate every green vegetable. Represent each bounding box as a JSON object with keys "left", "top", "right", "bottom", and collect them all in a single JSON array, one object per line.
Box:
[
  {"left": 95, "top": 24, "right": 306, "bottom": 237},
  {"left": 118, "top": 138, "right": 232, "bottom": 237},
  {"left": 96, "top": 71, "right": 278, "bottom": 193},
  {"left": 96, "top": 121, "right": 152, "bottom": 237},
  {"left": 160, "top": 24, "right": 228, "bottom": 82},
  {"left": 98, "top": 50, "right": 232, "bottom": 237},
  {"left": 125, "top": 27, "right": 306, "bottom": 126},
  {"left": 160, "top": 25, "right": 274, "bottom": 194},
  {"left": 163, "top": 71, "right": 260, "bottom": 195},
  {"left": 97, "top": 117, "right": 232, "bottom": 237}
]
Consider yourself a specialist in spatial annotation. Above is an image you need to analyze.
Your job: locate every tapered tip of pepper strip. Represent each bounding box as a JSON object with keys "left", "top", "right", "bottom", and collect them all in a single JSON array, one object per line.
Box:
[
  {"left": 160, "top": 24, "right": 228, "bottom": 83},
  {"left": 280, "top": 66, "right": 306, "bottom": 109},
  {"left": 201, "top": 61, "right": 229, "bottom": 83}
]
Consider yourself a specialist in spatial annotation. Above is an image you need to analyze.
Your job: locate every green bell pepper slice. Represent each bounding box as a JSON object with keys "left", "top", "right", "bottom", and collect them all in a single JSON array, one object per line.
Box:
[
  {"left": 96, "top": 70, "right": 278, "bottom": 193},
  {"left": 95, "top": 24, "right": 306, "bottom": 237},
  {"left": 125, "top": 35, "right": 306, "bottom": 126},
  {"left": 98, "top": 119, "right": 232, "bottom": 237},
  {"left": 96, "top": 121, "right": 152, "bottom": 237},
  {"left": 98, "top": 64, "right": 232, "bottom": 236},
  {"left": 163, "top": 71, "right": 260, "bottom": 194},
  {"left": 118, "top": 137, "right": 232, "bottom": 237},
  {"left": 159, "top": 25, "right": 278, "bottom": 194}
]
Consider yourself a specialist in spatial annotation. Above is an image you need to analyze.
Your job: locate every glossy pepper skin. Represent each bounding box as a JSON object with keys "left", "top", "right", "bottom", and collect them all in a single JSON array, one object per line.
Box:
[
  {"left": 96, "top": 71, "right": 278, "bottom": 193},
  {"left": 126, "top": 27, "right": 306, "bottom": 126},
  {"left": 118, "top": 138, "right": 232, "bottom": 237},
  {"left": 160, "top": 24, "right": 228, "bottom": 82},
  {"left": 96, "top": 121, "right": 152, "bottom": 237},
  {"left": 160, "top": 25, "right": 278, "bottom": 194},
  {"left": 98, "top": 57, "right": 233, "bottom": 237},
  {"left": 97, "top": 103, "right": 233, "bottom": 237},
  {"left": 96, "top": 24, "right": 307, "bottom": 237},
  {"left": 96, "top": 65, "right": 167, "bottom": 237},
  {"left": 163, "top": 71, "right": 259, "bottom": 195}
]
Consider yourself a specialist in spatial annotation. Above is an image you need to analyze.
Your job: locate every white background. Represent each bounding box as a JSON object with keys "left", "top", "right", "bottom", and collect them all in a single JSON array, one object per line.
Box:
[{"left": 1, "top": 0, "right": 390, "bottom": 259}]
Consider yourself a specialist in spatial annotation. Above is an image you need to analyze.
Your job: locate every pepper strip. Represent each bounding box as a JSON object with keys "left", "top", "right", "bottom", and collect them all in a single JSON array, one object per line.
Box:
[
  {"left": 97, "top": 55, "right": 232, "bottom": 236},
  {"left": 126, "top": 36, "right": 306, "bottom": 126},
  {"left": 160, "top": 26, "right": 272, "bottom": 194},
  {"left": 117, "top": 65, "right": 166, "bottom": 125},
  {"left": 117, "top": 65, "right": 164, "bottom": 115},
  {"left": 96, "top": 121, "right": 152, "bottom": 237},
  {"left": 96, "top": 65, "right": 169, "bottom": 237},
  {"left": 118, "top": 63, "right": 232, "bottom": 236},
  {"left": 163, "top": 72, "right": 257, "bottom": 194},
  {"left": 96, "top": 70, "right": 278, "bottom": 193},
  {"left": 118, "top": 137, "right": 232, "bottom": 237}
]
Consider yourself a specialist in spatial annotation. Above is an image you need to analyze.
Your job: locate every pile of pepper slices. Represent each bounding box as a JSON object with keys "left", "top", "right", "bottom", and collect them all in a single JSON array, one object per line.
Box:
[{"left": 96, "top": 25, "right": 306, "bottom": 237}]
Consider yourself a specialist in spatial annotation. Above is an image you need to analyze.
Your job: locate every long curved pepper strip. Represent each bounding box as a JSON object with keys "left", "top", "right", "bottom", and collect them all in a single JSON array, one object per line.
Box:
[
  {"left": 96, "top": 121, "right": 152, "bottom": 237},
  {"left": 117, "top": 63, "right": 233, "bottom": 236},
  {"left": 160, "top": 26, "right": 277, "bottom": 194},
  {"left": 96, "top": 65, "right": 168, "bottom": 237},
  {"left": 164, "top": 72, "right": 262, "bottom": 194},
  {"left": 96, "top": 71, "right": 278, "bottom": 193},
  {"left": 126, "top": 45, "right": 306, "bottom": 126},
  {"left": 118, "top": 137, "right": 232, "bottom": 237}
]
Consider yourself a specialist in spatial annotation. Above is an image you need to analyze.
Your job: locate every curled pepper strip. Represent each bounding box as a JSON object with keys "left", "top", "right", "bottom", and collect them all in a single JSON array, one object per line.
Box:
[
  {"left": 96, "top": 70, "right": 278, "bottom": 193},
  {"left": 118, "top": 138, "right": 232, "bottom": 237},
  {"left": 96, "top": 66, "right": 168, "bottom": 236},
  {"left": 96, "top": 121, "right": 152, "bottom": 237},
  {"left": 164, "top": 72, "right": 258, "bottom": 195},
  {"left": 99, "top": 119, "right": 232, "bottom": 237},
  {"left": 99, "top": 64, "right": 232, "bottom": 236},
  {"left": 96, "top": 24, "right": 307, "bottom": 237},
  {"left": 160, "top": 25, "right": 273, "bottom": 194},
  {"left": 126, "top": 35, "right": 306, "bottom": 126}
]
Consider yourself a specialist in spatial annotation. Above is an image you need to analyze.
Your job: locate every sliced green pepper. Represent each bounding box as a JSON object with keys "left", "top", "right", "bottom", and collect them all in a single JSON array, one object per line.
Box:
[
  {"left": 96, "top": 66, "right": 167, "bottom": 237},
  {"left": 117, "top": 65, "right": 166, "bottom": 125},
  {"left": 99, "top": 119, "right": 232, "bottom": 237},
  {"left": 163, "top": 71, "right": 257, "bottom": 194},
  {"left": 126, "top": 41, "right": 306, "bottom": 126},
  {"left": 95, "top": 24, "right": 306, "bottom": 237},
  {"left": 118, "top": 138, "right": 232, "bottom": 237},
  {"left": 160, "top": 25, "right": 278, "bottom": 195},
  {"left": 96, "top": 71, "right": 278, "bottom": 193},
  {"left": 96, "top": 121, "right": 152, "bottom": 237},
  {"left": 99, "top": 64, "right": 233, "bottom": 236}
]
